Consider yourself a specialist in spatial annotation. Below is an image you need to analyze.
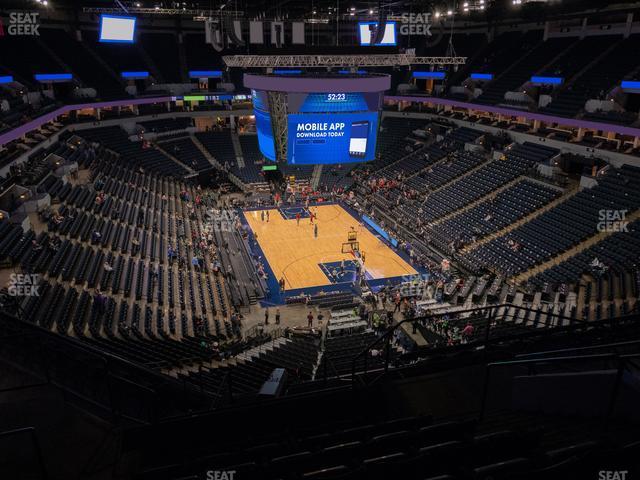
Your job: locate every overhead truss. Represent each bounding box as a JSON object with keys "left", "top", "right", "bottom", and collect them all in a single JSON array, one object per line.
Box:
[
  {"left": 82, "top": 7, "right": 243, "bottom": 17},
  {"left": 223, "top": 55, "right": 466, "bottom": 68}
]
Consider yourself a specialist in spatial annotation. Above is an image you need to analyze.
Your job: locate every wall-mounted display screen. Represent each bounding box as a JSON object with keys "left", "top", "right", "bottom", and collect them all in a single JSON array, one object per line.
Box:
[{"left": 99, "top": 15, "right": 137, "bottom": 43}]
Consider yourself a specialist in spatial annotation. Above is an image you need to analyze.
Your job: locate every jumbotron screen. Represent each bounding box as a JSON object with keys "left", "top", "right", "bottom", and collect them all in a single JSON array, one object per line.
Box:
[
  {"left": 252, "top": 90, "right": 277, "bottom": 161},
  {"left": 252, "top": 90, "right": 381, "bottom": 165}
]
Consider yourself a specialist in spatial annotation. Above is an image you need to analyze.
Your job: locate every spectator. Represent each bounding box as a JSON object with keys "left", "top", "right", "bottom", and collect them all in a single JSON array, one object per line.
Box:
[
  {"left": 461, "top": 322, "right": 474, "bottom": 342},
  {"left": 131, "top": 236, "right": 140, "bottom": 255}
]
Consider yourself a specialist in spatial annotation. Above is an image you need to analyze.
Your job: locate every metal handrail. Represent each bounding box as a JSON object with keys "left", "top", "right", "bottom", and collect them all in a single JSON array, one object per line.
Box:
[
  {"left": 0, "top": 312, "right": 211, "bottom": 422},
  {"left": 350, "top": 302, "right": 585, "bottom": 387},
  {"left": 515, "top": 339, "right": 640, "bottom": 359},
  {"left": 479, "top": 352, "right": 638, "bottom": 425},
  {"left": 0, "top": 427, "right": 48, "bottom": 479},
  {"left": 319, "top": 352, "right": 342, "bottom": 382}
]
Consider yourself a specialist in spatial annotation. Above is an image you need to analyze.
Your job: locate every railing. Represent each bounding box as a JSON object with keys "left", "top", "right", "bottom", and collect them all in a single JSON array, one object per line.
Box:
[
  {"left": 243, "top": 324, "right": 283, "bottom": 348},
  {"left": 318, "top": 353, "right": 342, "bottom": 382},
  {"left": 0, "top": 312, "right": 213, "bottom": 425},
  {"left": 0, "top": 427, "right": 48, "bottom": 479},
  {"left": 515, "top": 339, "right": 640, "bottom": 360},
  {"left": 350, "top": 303, "right": 586, "bottom": 388},
  {"left": 479, "top": 352, "right": 640, "bottom": 429}
]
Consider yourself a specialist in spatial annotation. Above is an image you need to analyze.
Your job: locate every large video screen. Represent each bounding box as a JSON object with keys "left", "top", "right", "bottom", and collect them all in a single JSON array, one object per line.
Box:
[
  {"left": 252, "top": 90, "right": 276, "bottom": 161},
  {"left": 252, "top": 89, "right": 381, "bottom": 165},
  {"left": 288, "top": 111, "right": 379, "bottom": 165},
  {"left": 286, "top": 91, "right": 380, "bottom": 165},
  {"left": 358, "top": 22, "right": 397, "bottom": 46},
  {"left": 99, "top": 15, "right": 137, "bottom": 43}
]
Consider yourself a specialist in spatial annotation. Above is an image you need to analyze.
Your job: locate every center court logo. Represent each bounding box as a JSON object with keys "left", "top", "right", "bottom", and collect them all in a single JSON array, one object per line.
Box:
[{"left": 0, "top": 13, "right": 40, "bottom": 37}]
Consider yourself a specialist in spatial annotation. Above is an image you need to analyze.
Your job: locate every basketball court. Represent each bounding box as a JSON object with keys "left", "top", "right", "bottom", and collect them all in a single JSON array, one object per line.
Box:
[{"left": 243, "top": 204, "right": 417, "bottom": 290}]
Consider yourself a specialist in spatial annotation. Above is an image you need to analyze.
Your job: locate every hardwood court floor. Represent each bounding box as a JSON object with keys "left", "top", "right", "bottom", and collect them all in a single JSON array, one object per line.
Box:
[{"left": 243, "top": 204, "right": 417, "bottom": 290}]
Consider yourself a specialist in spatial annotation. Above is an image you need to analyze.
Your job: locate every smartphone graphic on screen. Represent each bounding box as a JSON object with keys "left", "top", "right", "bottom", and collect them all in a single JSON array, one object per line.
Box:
[{"left": 349, "top": 121, "right": 369, "bottom": 158}]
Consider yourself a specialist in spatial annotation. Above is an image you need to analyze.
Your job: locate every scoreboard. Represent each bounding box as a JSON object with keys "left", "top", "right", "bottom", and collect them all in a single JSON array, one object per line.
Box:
[
  {"left": 246, "top": 73, "right": 389, "bottom": 166},
  {"left": 252, "top": 90, "right": 383, "bottom": 165}
]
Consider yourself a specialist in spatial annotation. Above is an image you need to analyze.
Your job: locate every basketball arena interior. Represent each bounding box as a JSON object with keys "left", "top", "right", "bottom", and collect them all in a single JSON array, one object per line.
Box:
[{"left": 1, "top": 0, "right": 640, "bottom": 478}]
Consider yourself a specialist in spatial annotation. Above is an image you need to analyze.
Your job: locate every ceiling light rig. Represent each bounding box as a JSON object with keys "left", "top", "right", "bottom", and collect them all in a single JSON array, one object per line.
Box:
[{"left": 461, "top": 0, "right": 487, "bottom": 12}]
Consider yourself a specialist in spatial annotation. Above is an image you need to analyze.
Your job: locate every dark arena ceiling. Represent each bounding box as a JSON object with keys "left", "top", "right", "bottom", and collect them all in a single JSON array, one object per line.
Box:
[{"left": 2, "top": 0, "right": 639, "bottom": 21}]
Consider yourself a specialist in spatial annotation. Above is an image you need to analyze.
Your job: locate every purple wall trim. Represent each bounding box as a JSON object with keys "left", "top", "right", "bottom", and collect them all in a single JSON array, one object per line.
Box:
[
  {"left": 244, "top": 74, "right": 391, "bottom": 93},
  {"left": 386, "top": 95, "right": 640, "bottom": 138},
  {"left": 0, "top": 96, "right": 172, "bottom": 147},
  {"left": 3, "top": 93, "right": 639, "bottom": 150}
]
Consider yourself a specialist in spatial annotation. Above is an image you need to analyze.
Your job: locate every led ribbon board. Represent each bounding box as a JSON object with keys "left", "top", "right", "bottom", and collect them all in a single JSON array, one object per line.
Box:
[
  {"left": 121, "top": 71, "right": 149, "bottom": 79},
  {"left": 189, "top": 71, "right": 223, "bottom": 78},
  {"left": 621, "top": 81, "right": 640, "bottom": 90},
  {"left": 362, "top": 215, "right": 399, "bottom": 247},
  {"left": 413, "top": 71, "right": 446, "bottom": 79},
  {"left": 530, "top": 76, "right": 563, "bottom": 85},
  {"left": 471, "top": 73, "right": 493, "bottom": 80},
  {"left": 35, "top": 73, "right": 72, "bottom": 82}
]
